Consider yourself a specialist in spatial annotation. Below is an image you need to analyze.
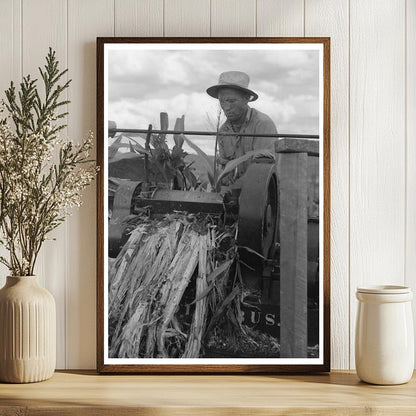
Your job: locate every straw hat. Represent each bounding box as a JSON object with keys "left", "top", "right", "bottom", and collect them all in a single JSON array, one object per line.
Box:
[{"left": 206, "top": 71, "right": 258, "bottom": 102}]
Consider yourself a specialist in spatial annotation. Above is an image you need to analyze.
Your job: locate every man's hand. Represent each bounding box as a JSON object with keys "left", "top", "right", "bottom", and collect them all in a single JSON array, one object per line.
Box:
[
  {"left": 253, "top": 150, "right": 275, "bottom": 160},
  {"left": 216, "top": 156, "right": 229, "bottom": 167}
]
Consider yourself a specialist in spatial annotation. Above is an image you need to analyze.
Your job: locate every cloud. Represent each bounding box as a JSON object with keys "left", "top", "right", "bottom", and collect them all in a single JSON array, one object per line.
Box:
[
  {"left": 109, "top": 92, "right": 218, "bottom": 129},
  {"left": 107, "top": 47, "right": 320, "bottom": 153}
]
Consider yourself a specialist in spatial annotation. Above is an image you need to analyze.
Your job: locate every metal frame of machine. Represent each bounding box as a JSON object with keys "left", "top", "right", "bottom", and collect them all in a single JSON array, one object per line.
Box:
[{"left": 96, "top": 37, "right": 330, "bottom": 373}]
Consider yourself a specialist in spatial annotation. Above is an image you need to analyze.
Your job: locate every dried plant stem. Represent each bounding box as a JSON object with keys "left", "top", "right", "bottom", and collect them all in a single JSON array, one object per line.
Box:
[
  {"left": 108, "top": 214, "right": 243, "bottom": 359},
  {"left": 183, "top": 232, "right": 211, "bottom": 358},
  {"left": 156, "top": 231, "right": 200, "bottom": 357},
  {"left": 0, "top": 49, "right": 95, "bottom": 276},
  {"left": 213, "top": 105, "right": 222, "bottom": 185}
]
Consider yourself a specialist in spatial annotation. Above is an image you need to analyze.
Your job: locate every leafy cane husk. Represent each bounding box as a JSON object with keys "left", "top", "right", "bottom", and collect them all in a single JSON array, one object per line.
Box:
[{"left": 108, "top": 211, "right": 274, "bottom": 359}]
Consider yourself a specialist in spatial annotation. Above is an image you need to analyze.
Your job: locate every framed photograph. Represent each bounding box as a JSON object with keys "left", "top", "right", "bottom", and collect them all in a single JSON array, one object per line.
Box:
[{"left": 97, "top": 37, "right": 330, "bottom": 373}]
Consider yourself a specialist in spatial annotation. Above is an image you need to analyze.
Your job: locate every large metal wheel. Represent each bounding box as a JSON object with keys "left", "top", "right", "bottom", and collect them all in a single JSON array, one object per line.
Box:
[
  {"left": 237, "top": 163, "right": 278, "bottom": 271},
  {"left": 109, "top": 180, "right": 142, "bottom": 257}
]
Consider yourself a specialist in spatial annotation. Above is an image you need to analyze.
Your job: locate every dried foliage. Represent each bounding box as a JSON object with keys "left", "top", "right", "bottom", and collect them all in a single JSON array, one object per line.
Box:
[
  {"left": 109, "top": 113, "right": 198, "bottom": 191},
  {"left": 215, "top": 149, "right": 275, "bottom": 187},
  {"left": 181, "top": 134, "right": 275, "bottom": 190},
  {"left": 0, "top": 48, "right": 96, "bottom": 276},
  {"left": 108, "top": 213, "right": 271, "bottom": 358}
]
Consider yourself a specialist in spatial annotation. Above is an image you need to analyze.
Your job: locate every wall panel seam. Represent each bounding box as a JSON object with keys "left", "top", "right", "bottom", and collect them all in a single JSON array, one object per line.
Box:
[
  {"left": 303, "top": 0, "right": 305, "bottom": 37},
  {"left": 348, "top": 0, "right": 351, "bottom": 370},
  {"left": 13, "top": 0, "right": 15, "bottom": 74},
  {"left": 209, "top": 0, "right": 212, "bottom": 36},
  {"left": 163, "top": 0, "right": 165, "bottom": 37},
  {"left": 20, "top": 0, "right": 23, "bottom": 79},
  {"left": 404, "top": 0, "right": 408, "bottom": 286},
  {"left": 65, "top": 0, "right": 69, "bottom": 369}
]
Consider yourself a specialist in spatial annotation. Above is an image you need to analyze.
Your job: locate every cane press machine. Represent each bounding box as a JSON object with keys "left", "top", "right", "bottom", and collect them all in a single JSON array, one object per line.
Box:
[{"left": 108, "top": 122, "right": 320, "bottom": 303}]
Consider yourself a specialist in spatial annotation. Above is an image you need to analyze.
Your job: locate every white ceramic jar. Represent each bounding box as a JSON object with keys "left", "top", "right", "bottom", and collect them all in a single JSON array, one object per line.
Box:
[{"left": 355, "top": 285, "right": 414, "bottom": 385}]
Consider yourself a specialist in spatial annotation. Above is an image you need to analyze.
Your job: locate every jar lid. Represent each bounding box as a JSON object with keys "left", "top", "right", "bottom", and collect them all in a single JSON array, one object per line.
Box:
[{"left": 357, "top": 285, "right": 411, "bottom": 294}]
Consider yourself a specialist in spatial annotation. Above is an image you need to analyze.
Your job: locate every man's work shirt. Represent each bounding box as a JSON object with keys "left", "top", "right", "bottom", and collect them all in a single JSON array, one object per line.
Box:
[{"left": 217, "top": 107, "right": 277, "bottom": 183}]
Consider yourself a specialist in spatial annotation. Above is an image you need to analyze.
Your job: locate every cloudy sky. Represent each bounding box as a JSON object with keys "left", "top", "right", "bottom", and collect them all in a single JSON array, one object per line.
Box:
[{"left": 107, "top": 47, "right": 320, "bottom": 155}]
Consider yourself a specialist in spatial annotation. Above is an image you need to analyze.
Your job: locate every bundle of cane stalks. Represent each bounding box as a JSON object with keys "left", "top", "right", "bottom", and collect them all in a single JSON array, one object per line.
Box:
[{"left": 108, "top": 212, "right": 253, "bottom": 358}]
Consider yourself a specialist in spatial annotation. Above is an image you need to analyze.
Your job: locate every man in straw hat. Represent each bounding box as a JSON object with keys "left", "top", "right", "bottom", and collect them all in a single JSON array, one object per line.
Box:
[{"left": 207, "top": 70, "right": 277, "bottom": 183}]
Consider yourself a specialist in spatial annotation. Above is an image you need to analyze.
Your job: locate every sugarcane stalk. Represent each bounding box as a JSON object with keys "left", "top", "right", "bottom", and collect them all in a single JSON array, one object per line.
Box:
[
  {"left": 111, "top": 220, "right": 187, "bottom": 358},
  {"left": 110, "top": 229, "right": 167, "bottom": 351},
  {"left": 109, "top": 214, "right": 240, "bottom": 359},
  {"left": 144, "top": 124, "right": 152, "bottom": 189},
  {"left": 183, "top": 234, "right": 210, "bottom": 358},
  {"left": 213, "top": 106, "right": 222, "bottom": 185},
  {"left": 156, "top": 232, "right": 200, "bottom": 357}
]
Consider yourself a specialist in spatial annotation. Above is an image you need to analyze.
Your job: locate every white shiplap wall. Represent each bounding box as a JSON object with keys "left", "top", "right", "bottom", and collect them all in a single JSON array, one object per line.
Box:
[{"left": 0, "top": 0, "right": 414, "bottom": 370}]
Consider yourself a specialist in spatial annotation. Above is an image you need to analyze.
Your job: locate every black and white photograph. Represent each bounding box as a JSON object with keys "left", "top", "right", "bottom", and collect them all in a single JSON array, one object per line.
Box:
[{"left": 97, "top": 38, "right": 330, "bottom": 372}]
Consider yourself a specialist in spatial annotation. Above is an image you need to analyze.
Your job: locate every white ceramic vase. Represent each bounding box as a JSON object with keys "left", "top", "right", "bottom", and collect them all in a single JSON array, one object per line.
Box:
[
  {"left": 0, "top": 276, "right": 56, "bottom": 383},
  {"left": 355, "top": 285, "right": 414, "bottom": 385}
]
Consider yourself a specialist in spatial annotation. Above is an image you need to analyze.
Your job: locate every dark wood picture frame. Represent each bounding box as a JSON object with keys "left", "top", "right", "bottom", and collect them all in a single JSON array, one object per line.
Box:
[{"left": 97, "top": 37, "right": 330, "bottom": 373}]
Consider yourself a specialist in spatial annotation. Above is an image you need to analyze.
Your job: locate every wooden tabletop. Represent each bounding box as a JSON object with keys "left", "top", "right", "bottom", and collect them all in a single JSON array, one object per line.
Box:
[{"left": 0, "top": 370, "right": 415, "bottom": 415}]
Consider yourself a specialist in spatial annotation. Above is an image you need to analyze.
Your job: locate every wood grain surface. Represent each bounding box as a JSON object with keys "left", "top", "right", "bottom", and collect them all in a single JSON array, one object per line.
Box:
[
  {"left": 67, "top": 0, "right": 114, "bottom": 370},
  {"left": 0, "top": 371, "right": 415, "bottom": 415},
  {"left": 21, "top": 0, "right": 68, "bottom": 369},
  {"left": 165, "top": 0, "right": 210, "bottom": 37},
  {"left": 349, "top": 0, "right": 406, "bottom": 369},
  {"left": 305, "top": 0, "right": 350, "bottom": 372},
  {"left": 279, "top": 153, "right": 308, "bottom": 358},
  {"left": 115, "top": 0, "right": 163, "bottom": 37},
  {"left": 211, "top": 0, "right": 256, "bottom": 37},
  {"left": 257, "top": 0, "right": 304, "bottom": 37},
  {"left": 406, "top": 0, "right": 416, "bottom": 366},
  {"left": 0, "top": 0, "right": 21, "bottom": 290}
]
